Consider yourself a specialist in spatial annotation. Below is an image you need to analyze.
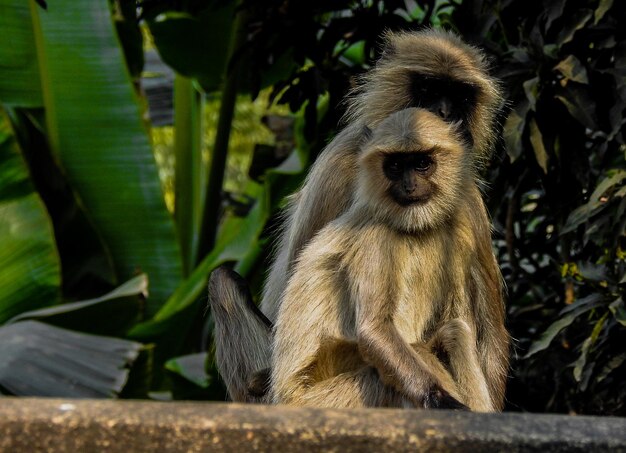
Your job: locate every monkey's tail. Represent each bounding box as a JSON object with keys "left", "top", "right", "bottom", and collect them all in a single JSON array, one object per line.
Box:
[{"left": 208, "top": 266, "right": 273, "bottom": 403}]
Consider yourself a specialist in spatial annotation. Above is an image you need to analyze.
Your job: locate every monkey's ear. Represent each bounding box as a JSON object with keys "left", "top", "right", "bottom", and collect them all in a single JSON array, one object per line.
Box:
[{"left": 380, "top": 29, "right": 398, "bottom": 57}]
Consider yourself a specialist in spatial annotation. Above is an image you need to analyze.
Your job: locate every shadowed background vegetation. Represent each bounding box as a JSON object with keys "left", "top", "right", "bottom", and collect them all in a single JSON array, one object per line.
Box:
[{"left": 0, "top": 0, "right": 624, "bottom": 414}]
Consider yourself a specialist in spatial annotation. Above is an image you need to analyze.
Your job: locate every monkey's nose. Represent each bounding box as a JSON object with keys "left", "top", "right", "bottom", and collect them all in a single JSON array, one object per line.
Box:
[
  {"left": 436, "top": 99, "right": 452, "bottom": 120},
  {"left": 438, "top": 105, "right": 450, "bottom": 120}
]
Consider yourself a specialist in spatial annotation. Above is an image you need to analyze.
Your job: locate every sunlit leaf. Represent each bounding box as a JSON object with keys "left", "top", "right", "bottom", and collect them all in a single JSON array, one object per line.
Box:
[
  {"left": 173, "top": 77, "right": 204, "bottom": 276},
  {"left": 31, "top": 0, "right": 183, "bottom": 315},
  {"left": 554, "top": 55, "right": 589, "bottom": 84}
]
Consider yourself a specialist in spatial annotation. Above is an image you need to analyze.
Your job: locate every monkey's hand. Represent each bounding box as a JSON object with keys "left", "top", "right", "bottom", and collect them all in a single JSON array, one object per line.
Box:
[{"left": 422, "top": 385, "right": 468, "bottom": 410}]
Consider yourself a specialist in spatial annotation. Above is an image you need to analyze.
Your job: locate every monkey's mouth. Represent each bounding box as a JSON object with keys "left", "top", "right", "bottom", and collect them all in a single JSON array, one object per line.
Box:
[{"left": 389, "top": 191, "right": 431, "bottom": 206}]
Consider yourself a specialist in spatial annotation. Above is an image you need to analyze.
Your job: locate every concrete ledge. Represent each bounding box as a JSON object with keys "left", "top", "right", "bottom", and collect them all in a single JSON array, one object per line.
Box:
[{"left": 0, "top": 398, "right": 625, "bottom": 452}]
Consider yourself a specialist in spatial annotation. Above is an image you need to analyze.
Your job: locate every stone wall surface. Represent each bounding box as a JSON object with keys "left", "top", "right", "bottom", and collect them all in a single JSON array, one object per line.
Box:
[{"left": 0, "top": 398, "right": 625, "bottom": 452}]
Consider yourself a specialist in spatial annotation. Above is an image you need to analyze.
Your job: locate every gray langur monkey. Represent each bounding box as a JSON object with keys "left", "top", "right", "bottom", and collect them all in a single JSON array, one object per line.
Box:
[
  {"left": 208, "top": 28, "right": 508, "bottom": 408},
  {"left": 271, "top": 108, "right": 505, "bottom": 410}
]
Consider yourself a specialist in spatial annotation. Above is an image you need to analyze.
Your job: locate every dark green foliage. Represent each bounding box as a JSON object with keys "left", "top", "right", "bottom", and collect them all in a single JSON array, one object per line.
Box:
[
  {"left": 237, "top": 0, "right": 626, "bottom": 414},
  {"left": 451, "top": 0, "right": 626, "bottom": 415}
]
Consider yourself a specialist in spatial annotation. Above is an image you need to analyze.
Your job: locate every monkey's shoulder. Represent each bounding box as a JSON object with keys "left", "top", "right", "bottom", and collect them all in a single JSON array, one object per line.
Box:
[{"left": 291, "top": 216, "right": 382, "bottom": 267}]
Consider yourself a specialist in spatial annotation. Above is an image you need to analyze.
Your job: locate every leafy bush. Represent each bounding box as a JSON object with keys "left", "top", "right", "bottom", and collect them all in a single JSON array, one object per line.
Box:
[{"left": 451, "top": 0, "right": 626, "bottom": 415}]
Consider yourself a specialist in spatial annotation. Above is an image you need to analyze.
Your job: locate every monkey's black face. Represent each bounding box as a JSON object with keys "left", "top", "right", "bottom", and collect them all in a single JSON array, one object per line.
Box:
[
  {"left": 409, "top": 74, "right": 476, "bottom": 146},
  {"left": 383, "top": 152, "right": 435, "bottom": 206}
]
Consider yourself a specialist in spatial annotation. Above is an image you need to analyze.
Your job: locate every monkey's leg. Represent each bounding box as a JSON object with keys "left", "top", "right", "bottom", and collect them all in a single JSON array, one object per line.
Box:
[
  {"left": 277, "top": 339, "right": 407, "bottom": 408},
  {"left": 428, "top": 319, "right": 494, "bottom": 412},
  {"left": 208, "top": 267, "right": 273, "bottom": 403},
  {"left": 290, "top": 367, "right": 408, "bottom": 409},
  {"left": 292, "top": 351, "right": 460, "bottom": 410}
]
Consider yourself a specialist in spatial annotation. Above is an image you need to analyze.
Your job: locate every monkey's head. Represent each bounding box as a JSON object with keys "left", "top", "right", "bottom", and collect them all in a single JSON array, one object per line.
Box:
[
  {"left": 345, "top": 29, "right": 503, "bottom": 167},
  {"left": 356, "top": 108, "right": 471, "bottom": 233}
]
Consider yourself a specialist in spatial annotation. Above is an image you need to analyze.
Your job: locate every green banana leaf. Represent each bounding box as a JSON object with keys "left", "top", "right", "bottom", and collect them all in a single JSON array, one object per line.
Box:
[
  {"left": 173, "top": 77, "right": 204, "bottom": 276},
  {"left": 30, "top": 0, "right": 183, "bottom": 315},
  {"left": 165, "top": 352, "right": 226, "bottom": 400},
  {"left": 0, "top": 0, "right": 43, "bottom": 107},
  {"left": 129, "top": 97, "right": 319, "bottom": 342},
  {"left": 147, "top": 4, "right": 297, "bottom": 95},
  {"left": 147, "top": 5, "right": 235, "bottom": 93},
  {"left": 128, "top": 179, "right": 271, "bottom": 340},
  {"left": 0, "top": 109, "right": 60, "bottom": 323},
  {"left": 7, "top": 274, "right": 147, "bottom": 337},
  {"left": 165, "top": 352, "right": 210, "bottom": 388}
]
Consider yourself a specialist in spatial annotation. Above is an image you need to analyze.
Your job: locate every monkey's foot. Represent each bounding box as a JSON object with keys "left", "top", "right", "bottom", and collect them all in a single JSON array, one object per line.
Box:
[
  {"left": 247, "top": 368, "right": 271, "bottom": 399},
  {"left": 422, "top": 387, "right": 468, "bottom": 411}
]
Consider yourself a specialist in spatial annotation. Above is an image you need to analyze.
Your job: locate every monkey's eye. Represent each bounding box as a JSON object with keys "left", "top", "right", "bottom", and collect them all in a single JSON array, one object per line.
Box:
[
  {"left": 413, "top": 155, "right": 433, "bottom": 172},
  {"left": 383, "top": 156, "right": 404, "bottom": 180}
]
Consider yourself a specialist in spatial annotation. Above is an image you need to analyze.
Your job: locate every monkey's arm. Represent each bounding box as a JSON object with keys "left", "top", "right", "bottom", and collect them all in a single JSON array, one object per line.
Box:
[
  {"left": 261, "top": 123, "right": 364, "bottom": 320},
  {"left": 468, "top": 196, "right": 510, "bottom": 410},
  {"left": 352, "top": 257, "right": 465, "bottom": 409},
  {"left": 357, "top": 317, "right": 464, "bottom": 409},
  {"left": 427, "top": 319, "right": 494, "bottom": 412}
]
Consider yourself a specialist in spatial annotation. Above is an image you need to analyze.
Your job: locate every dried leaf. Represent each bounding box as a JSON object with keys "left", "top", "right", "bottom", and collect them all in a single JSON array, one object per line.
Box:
[
  {"left": 594, "top": 0, "right": 614, "bottom": 24},
  {"left": 529, "top": 118, "right": 549, "bottom": 173},
  {"left": 554, "top": 55, "right": 589, "bottom": 84},
  {"left": 0, "top": 321, "right": 141, "bottom": 397},
  {"left": 504, "top": 99, "right": 530, "bottom": 162}
]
